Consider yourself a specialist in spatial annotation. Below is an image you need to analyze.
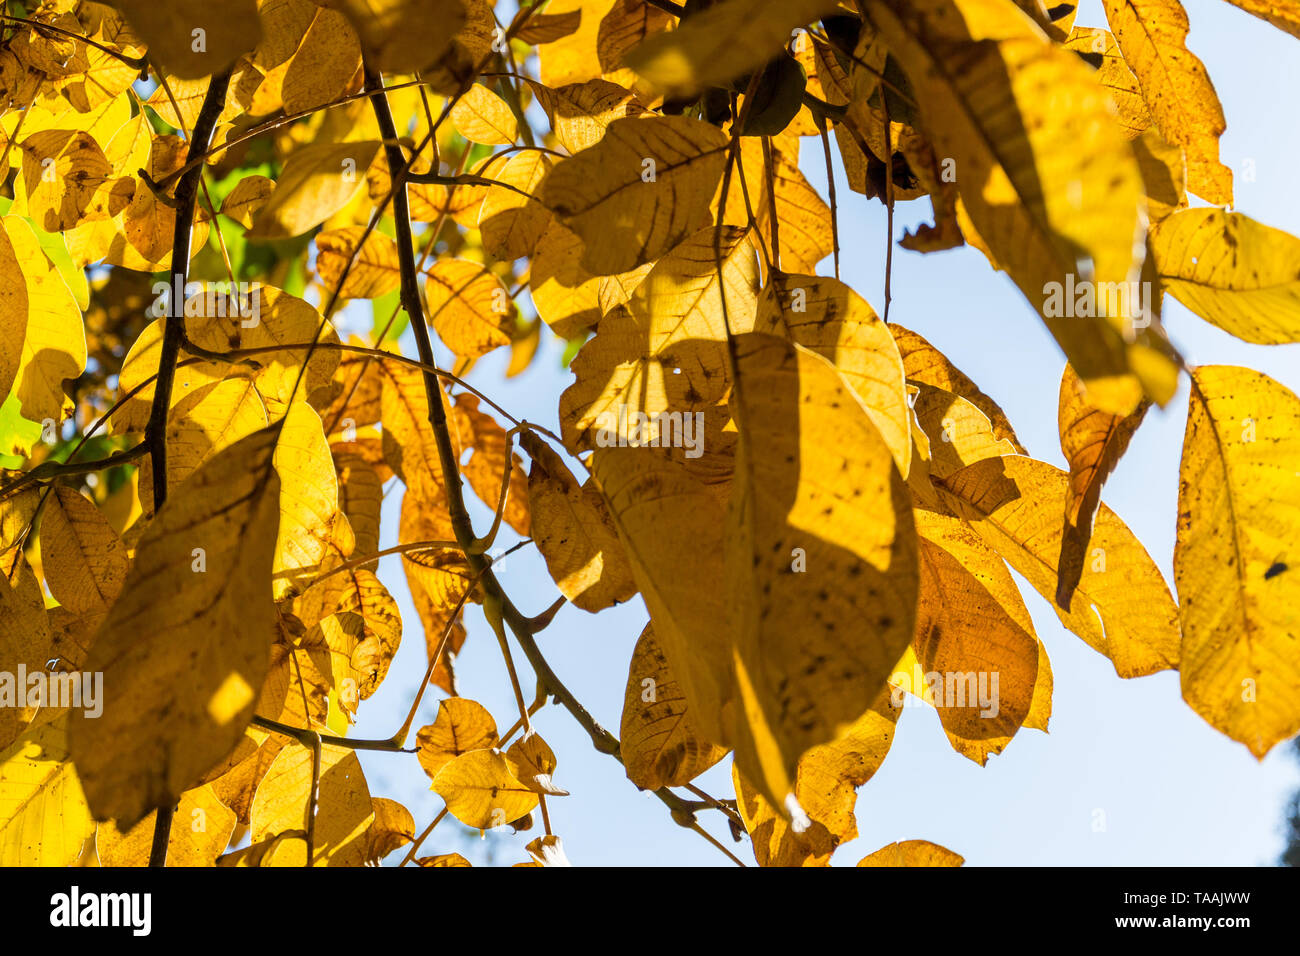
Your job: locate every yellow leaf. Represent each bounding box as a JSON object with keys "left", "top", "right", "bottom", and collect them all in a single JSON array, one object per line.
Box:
[
  {"left": 139, "top": 377, "right": 270, "bottom": 514},
  {"left": 910, "top": 382, "right": 1018, "bottom": 481},
  {"left": 0, "top": 717, "right": 93, "bottom": 866},
  {"left": 220, "top": 174, "right": 274, "bottom": 229},
  {"left": 49, "top": 4, "right": 146, "bottom": 112},
  {"left": 1132, "top": 127, "right": 1187, "bottom": 225},
  {"left": 734, "top": 698, "right": 896, "bottom": 867},
  {"left": 525, "top": 833, "right": 571, "bottom": 866},
  {"left": 756, "top": 274, "right": 911, "bottom": 477},
  {"left": 417, "top": 851, "right": 471, "bottom": 866},
  {"left": 911, "top": 529, "right": 1040, "bottom": 763},
  {"left": 506, "top": 730, "right": 569, "bottom": 796},
  {"left": 41, "top": 484, "right": 129, "bottom": 618},
  {"left": 529, "top": 220, "right": 604, "bottom": 337},
  {"left": 1150, "top": 208, "right": 1300, "bottom": 345},
  {"left": 535, "top": 0, "right": 667, "bottom": 88},
  {"left": 69, "top": 430, "right": 281, "bottom": 828},
  {"left": 762, "top": 144, "right": 836, "bottom": 274},
  {"left": 541, "top": 115, "right": 730, "bottom": 275},
  {"left": 0, "top": 559, "right": 53, "bottom": 750},
  {"left": 1, "top": 92, "right": 130, "bottom": 174},
  {"left": 1, "top": 216, "right": 86, "bottom": 428},
  {"left": 379, "top": 362, "right": 454, "bottom": 507},
  {"left": 416, "top": 698, "right": 499, "bottom": 781},
  {"left": 217, "top": 831, "right": 308, "bottom": 867},
  {"left": 143, "top": 72, "right": 247, "bottom": 132},
  {"left": 478, "top": 150, "right": 555, "bottom": 262},
  {"left": 453, "top": 393, "right": 531, "bottom": 536},
  {"left": 521, "top": 430, "right": 637, "bottom": 612},
  {"left": 95, "top": 785, "right": 235, "bottom": 866},
  {"left": 431, "top": 749, "right": 538, "bottom": 829},
  {"left": 858, "top": 840, "right": 964, "bottom": 866},
  {"left": 1175, "top": 366, "right": 1300, "bottom": 757},
  {"left": 593, "top": 447, "right": 734, "bottom": 753},
  {"left": 258, "top": 0, "right": 362, "bottom": 116},
  {"left": 912, "top": 508, "right": 1054, "bottom": 752},
  {"left": 1056, "top": 363, "right": 1149, "bottom": 608},
  {"left": 1063, "top": 27, "right": 1151, "bottom": 139},
  {"left": 559, "top": 225, "right": 757, "bottom": 456},
  {"left": 290, "top": 550, "right": 402, "bottom": 705},
  {"left": 1102, "top": 0, "right": 1232, "bottom": 204},
  {"left": 321, "top": 348, "right": 385, "bottom": 434},
  {"left": 726, "top": 334, "right": 918, "bottom": 804},
  {"left": 336, "top": 453, "right": 383, "bottom": 564},
  {"left": 865, "top": 0, "right": 1166, "bottom": 414},
  {"left": 1223, "top": 0, "right": 1300, "bottom": 37},
  {"left": 936, "top": 455, "right": 1179, "bottom": 677},
  {"left": 113, "top": 321, "right": 223, "bottom": 436},
  {"left": 271, "top": 402, "right": 346, "bottom": 596},
  {"left": 113, "top": 0, "right": 262, "bottom": 78},
  {"left": 247, "top": 140, "right": 380, "bottom": 239},
  {"left": 184, "top": 285, "right": 341, "bottom": 413},
  {"left": 363, "top": 797, "right": 414, "bottom": 864},
  {"left": 250, "top": 744, "right": 375, "bottom": 866},
  {"left": 526, "top": 77, "right": 647, "bottom": 154},
  {"left": 626, "top": 0, "right": 838, "bottom": 97},
  {"left": 0, "top": 474, "right": 41, "bottom": 557},
  {"left": 620, "top": 623, "right": 727, "bottom": 790},
  {"left": 450, "top": 83, "right": 520, "bottom": 145},
  {"left": 317, "top": 0, "right": 465, "bottom": 72},
  {"left": 315, "top": 226, "right": 402, "bottom": 300},
  {"left": 19, "top": 130, "right": 131, "bottom": 231},
  {"left": 425, "top": 258, "right": 515, "bottom": 358},
  {"left": 63, "top": 134, "right": 210, "bottom": 271},
  {"left": 891, "top": 323, "right": 1025, "bottom": 453}
]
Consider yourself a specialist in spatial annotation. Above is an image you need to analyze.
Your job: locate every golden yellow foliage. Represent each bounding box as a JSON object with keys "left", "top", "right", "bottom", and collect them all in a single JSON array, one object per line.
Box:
[
  {"left": 1175, "top": 366, "right": 1300, "bottom": 757},
  {"left": 0, "top": 0, "right": 1296, "bottom": 873}
]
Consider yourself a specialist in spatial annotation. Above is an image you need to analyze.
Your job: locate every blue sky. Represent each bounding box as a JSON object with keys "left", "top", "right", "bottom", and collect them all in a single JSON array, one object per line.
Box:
[{"left": 348, "top": 0, "right": 1300, "bottom": 866}]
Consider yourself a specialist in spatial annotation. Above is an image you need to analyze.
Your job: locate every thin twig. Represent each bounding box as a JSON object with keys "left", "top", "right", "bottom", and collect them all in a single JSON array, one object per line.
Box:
[
  {"left": 399, "top": 808, "right": 449, "bottom": 866},
  {"left": 368, "top": 60, "right": 741, "bottom": 864},
  {"left": 0, "top": 13, "right": 147, "bottom": 71},
  {"left": 643, "top": 0, "right": 685, "bottom": 15},
  {"left": 819, "top": 114, "right": 841, "bottom": 279}
]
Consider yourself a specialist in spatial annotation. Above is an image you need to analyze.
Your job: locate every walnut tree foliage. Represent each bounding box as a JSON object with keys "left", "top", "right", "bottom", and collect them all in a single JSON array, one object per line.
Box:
[{"left": 0, "top": 0, "right": 1298, "bottom": 868}]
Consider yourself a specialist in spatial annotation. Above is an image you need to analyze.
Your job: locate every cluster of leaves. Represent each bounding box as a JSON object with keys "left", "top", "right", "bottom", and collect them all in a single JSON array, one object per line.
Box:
[{"left": 0, "top": 0, "right": 1297, "bottom": 868}]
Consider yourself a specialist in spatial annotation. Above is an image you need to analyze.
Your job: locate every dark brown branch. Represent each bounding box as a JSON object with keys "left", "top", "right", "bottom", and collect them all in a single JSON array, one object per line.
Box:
[
  {"left": 146, "top": 67, "right": 233, "bottom": 869},
  {"left": 644, "top": 0, "right": 685, "bottom": 16}
]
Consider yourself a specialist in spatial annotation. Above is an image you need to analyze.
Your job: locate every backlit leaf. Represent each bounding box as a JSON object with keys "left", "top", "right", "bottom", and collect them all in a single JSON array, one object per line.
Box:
[
  {"left": 69, "top": 430, "right": 281, "bottom": 828},
  {"left": 1175, "top": 365, "right": 1300, "bottom": 757}
]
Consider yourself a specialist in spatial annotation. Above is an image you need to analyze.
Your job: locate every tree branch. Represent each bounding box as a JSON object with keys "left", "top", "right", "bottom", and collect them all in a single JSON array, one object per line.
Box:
[
  {"left": 643, "top": 0, "right": 685, "bottom": 16},
  {"left": 146, "top": 66, "right": 233, "bottom": 868},
  {"left": 365, "top": 16, "right": 740, "bottom": 863}
]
